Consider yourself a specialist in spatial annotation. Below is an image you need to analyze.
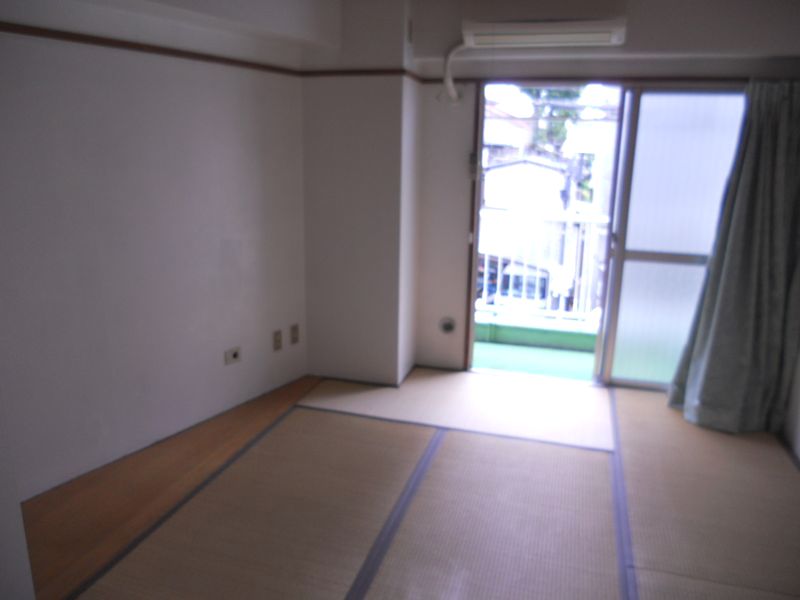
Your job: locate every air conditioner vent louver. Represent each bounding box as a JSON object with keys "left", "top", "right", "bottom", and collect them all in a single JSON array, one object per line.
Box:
[{"left": 462, "top": 18, "right": 626, "bottom": 49}]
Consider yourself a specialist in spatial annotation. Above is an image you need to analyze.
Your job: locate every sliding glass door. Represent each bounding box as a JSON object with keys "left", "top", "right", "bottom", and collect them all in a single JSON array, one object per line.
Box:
[
  {"left": 470, "top": 83, "right": 621, "bottom": 380},
  {"left": 599, "top": 88, "right": 746, "bottom": 387}
]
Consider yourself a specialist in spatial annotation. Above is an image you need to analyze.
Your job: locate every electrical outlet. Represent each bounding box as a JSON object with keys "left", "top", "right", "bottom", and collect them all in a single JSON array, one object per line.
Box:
[
  {"left": 224, "top": 346, "right": 241, "bottom": 365},
  {"left": 290, "top": 323, "right": 299, "bottom": 344},
  {"left": 273, "top": 330, "right": 282, "bottom": 351}
]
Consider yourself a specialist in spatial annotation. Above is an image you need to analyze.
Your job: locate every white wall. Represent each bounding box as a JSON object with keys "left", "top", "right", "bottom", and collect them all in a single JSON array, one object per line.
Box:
[
  {"left": 397, "top": 77, "right": 421, "bottom": 381},
  {"left": 0, "top": 0, "right": 309, "bottom": 68},
  {"left": 0, "top": 33, "right": 307, "bottom": 500},
  {"left": 5, "top": 0, "right": 800, "bottom": 77},
  {"left": 0, "top": 406, "right": 34, "bottom": 599},
  {"left": 786, "top": 353, "right": 800, "bottom": 462},
  {"left": 0, "top": 0, "right": 413, "bottom": 72},
  {"left": 412, "top": 0, "right": 800, "bottom": 59},
  {"left": 304, "top": 75, "right": 405, "bottom": 385},
  {"left": 301, "top": 0, "right": 409, "bottom": 69},
  {"left": 138, "top": 0, "right": 342, "bottom": 46},
  {"left": 410, "top": 0, "right": 800, "bottom": 78},
  {"left": 463, "top": 0, "right": 624, "bottom": 24},
  {"left": 415, "top": 83, "right": 477, "bottom": 370}
]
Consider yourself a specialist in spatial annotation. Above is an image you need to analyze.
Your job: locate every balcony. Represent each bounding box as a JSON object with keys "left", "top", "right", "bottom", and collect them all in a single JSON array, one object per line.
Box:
[{"left": 473, "top": 209, "right": 609, "bottom": 379}]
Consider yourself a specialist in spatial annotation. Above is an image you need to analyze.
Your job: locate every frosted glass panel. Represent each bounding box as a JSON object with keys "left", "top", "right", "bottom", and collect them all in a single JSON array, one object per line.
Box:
[
  {"left": 612, "top": 262, "right": 706, "bottom": 383},
  {"left": 626, "top": 93, "right": 745, "bottom": 255}
]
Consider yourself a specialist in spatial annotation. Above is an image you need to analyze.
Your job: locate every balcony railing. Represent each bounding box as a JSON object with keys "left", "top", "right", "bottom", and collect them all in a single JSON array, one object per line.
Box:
[{"left": 476, "top": 208, "right": 609, "bottom": 333}]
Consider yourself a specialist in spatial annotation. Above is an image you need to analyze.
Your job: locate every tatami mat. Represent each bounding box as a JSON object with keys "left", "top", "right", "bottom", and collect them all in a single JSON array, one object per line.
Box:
[
  {"left": 637, "top": 569, "right": 799, "bottom": 600},
  {"left": 366, "top": 431, "right": 620, "bottom": 600},
  {"left": 615, "top": 388, "right": 800, "bottom": 597},
  {"left": 80, "top": 410, "right": 434, "bottom": 599},
  {"left": 300, "top": 368, "right": 614, "bottom": 450}
]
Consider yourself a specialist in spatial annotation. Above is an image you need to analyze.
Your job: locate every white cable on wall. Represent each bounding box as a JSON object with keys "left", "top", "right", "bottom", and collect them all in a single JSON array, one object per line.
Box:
[{"left": 442, "top": 43, "right": 466, "bottom": 103}]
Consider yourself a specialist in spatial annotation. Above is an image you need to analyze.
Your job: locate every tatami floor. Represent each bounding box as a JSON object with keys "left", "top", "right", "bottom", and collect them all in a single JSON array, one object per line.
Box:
[
  {"left": 23, "top": 368, "right": 800, "bottom": 599},
  {"left": 300, "top": 368, "right": 614, "bottom": 450}
]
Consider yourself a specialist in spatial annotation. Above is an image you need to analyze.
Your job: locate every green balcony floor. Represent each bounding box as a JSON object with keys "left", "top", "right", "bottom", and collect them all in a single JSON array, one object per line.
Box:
[{"left": 472, "top": 342, "right": 595, "bottom": 381}]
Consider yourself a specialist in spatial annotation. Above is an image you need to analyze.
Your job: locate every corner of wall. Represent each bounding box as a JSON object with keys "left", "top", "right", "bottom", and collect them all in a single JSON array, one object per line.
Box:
[
  {"left": 414, "top": 82, "right": 478, "bottom": 370},
  {"left": 303, "top": 75, "right": 405, "bottom": 386},
  {"left": 398, "top": 76, "right": 423, "bottom": 382}
]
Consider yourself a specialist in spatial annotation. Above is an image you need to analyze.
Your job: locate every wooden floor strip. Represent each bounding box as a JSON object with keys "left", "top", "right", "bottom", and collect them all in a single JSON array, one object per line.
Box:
[{"left": 22, "top": 376, "right": 320, "bottom": 600}]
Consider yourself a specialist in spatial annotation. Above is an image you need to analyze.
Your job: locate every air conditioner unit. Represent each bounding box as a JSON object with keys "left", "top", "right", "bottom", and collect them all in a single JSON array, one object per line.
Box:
[{"left": 462, "top": 18, "right": 626, "bottom": 49}]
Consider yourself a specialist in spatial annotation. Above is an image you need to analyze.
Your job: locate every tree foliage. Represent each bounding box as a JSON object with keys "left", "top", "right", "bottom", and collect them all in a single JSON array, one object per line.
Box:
[{"left": 520, "top": 87, "right": 581, "bottom": 153}]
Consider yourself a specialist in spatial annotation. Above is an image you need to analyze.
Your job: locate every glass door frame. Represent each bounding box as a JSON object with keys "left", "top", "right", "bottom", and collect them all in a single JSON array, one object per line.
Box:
[
  {"left": 467, "top": 79, "right": 745, "bottom": 388},
  {"left": 467, "top": 78, "right": 625, "bottom": 377},
  {"left": 596, "top": 82, "right": 746, "bottom": 390}
]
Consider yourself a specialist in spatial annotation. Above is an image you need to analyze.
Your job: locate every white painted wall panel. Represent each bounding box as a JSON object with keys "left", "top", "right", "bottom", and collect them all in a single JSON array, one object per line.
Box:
[
  {"left": 398, "top": 77, "right": 421, "bottom": 381},
  {"left": 141, "top": 0, "right": 342, "bottom": 46},
  {"left": 0, "top": 34, "right": 307, "bottom": 500},
  {"left": 0, "top": 407, "right": 34, "bottom": 599},
  {"left": 304, "top": 76, "right": 404, "bottom": 385},
  {"left": 301, "top": 0, "right": 408, "bottom": 69},
  {"left": 415, "top": 83, "right": 477, "bottom": 370}
]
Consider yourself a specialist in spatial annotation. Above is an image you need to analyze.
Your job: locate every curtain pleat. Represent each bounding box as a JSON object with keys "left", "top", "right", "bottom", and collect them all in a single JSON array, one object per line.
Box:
[{"left": 669, "top": 81, "right": 800, "bottom": 433}]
